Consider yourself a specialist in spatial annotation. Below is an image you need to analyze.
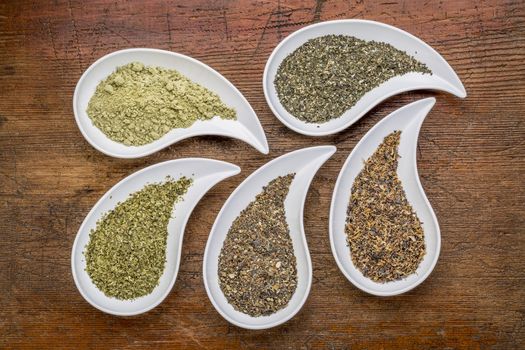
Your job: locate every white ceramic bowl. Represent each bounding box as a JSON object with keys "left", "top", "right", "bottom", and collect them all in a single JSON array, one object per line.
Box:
[
  {"left": 74, "top": 48, "right": 269, "bottom": 158},
  {"left": 203, "top": 146, "right": 336, "bottom": 329},
  {"left": 71, "top": 158, "right": 240, "bottom": 315},
  {"left": 329, "top": 98, "right": 440, "bottom": 296},
  {"left": 263, "top": 19, "right": 467, "bottom": 136}
]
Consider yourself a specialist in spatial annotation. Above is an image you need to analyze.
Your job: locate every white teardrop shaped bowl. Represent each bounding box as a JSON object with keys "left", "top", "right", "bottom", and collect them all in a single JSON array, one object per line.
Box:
[
  {"left": 329, "top": 98, "right": 440, "bottom": 296},
  {"left": 71, "top": 158, "right": 240, "bottom": 316},
  {"left": 263, "top": 19, "right": 467, "bottom": 136},
  {"left": 74, "top": 48, "right": 269, "bottom": 158},
  {"left": 203, "top": 146, "right": 336, "bottom": 329}
]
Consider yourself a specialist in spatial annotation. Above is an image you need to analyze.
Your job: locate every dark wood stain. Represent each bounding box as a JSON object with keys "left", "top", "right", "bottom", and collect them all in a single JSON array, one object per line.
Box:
[{"left": 0, "top": 0, "right": 523, "bottom": 349}]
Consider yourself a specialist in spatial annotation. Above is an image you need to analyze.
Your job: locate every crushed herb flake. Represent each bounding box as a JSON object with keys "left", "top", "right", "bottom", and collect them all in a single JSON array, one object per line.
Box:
[
  {"left": 218, "top": 174, "right": 297, "bottom": 316},
  {"left": 274, "top": 35, "right": 431, "bottom": 123},
  {"left": 84, "top": 176, "right": 192, "bottom": 300},
  {"left": 345, "top": 131, "right": 425, "bottom": 282}
]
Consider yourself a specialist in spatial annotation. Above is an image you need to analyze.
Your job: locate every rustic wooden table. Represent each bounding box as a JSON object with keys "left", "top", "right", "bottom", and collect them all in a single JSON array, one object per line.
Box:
[{"left": 1, "top": 0, "right": 524, "bottom": 348}]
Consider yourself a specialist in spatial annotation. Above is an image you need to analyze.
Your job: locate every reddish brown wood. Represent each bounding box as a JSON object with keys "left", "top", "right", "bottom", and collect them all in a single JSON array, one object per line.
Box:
[{"left": 0, "top": 0, "right": 524, "bottom": 348}]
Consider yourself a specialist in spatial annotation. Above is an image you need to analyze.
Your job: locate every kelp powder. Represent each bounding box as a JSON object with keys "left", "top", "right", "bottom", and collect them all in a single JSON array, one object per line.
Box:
[{"left": 87, "top": 62, "right": 236, "bottom": 146}]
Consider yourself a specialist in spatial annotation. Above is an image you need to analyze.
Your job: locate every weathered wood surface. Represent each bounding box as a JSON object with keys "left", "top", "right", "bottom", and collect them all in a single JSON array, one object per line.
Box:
[{"left": 1, "top": 0, "right": 524, "bottom": 348}]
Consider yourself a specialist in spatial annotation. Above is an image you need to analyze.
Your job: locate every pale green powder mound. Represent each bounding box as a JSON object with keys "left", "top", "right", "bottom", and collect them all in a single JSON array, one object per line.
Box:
[{"left": 86, "top": 62, "right": 237, "bottom": 146}]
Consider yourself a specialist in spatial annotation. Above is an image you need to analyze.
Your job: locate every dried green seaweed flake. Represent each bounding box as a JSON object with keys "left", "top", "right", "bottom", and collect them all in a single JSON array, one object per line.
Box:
[
  {"left": 83, "top": 176, "right": 192, "bottom": 300},
  {"left": 218, "top": 174, "right": 298, "bottom": 317},
  {"left": 274, "top": 35, "right": 431, "bottom": 123},
  {"left": 345, "top": 131, "right": 426, "bottom": 282}
]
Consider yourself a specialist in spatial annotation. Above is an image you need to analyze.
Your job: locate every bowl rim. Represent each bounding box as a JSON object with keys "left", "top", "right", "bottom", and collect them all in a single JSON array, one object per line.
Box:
[
  {"left": 71, "top": 158, "right": 240, "bottom": 316},
  {"left": 73, "top": 47, "right": 269, "bottom": 158},
  {"left": 203, "top": 146, "right": 336, "bottom": 329},
  {"left": 262, "top": 19, "right": 466, "bottom": 137},
  {"left": 328, "top": 98, "right": 442, "bottom": 296}
]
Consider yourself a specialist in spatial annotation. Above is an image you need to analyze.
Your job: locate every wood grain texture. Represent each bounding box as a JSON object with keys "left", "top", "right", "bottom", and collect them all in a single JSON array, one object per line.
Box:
[{"left": 1, "top": 0, "right": 524, "bottom": 348}]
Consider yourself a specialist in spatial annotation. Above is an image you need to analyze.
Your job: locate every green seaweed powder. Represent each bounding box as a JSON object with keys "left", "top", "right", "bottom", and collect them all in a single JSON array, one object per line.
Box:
[{"left": 87, "top": 62, "right": 236, "bottom": 146}]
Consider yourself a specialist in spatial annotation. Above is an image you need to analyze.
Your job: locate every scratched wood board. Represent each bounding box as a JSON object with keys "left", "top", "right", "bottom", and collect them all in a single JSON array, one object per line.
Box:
[{"left": 0, "top": 0, "right": 524, "bottom": 348}]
